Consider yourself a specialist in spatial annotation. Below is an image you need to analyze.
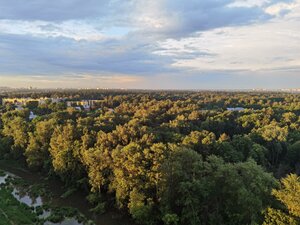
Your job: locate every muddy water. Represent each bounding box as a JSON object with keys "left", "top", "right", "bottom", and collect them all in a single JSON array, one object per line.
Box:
[
  {"left": 1, "top": 172, "right": 83, "bottom": 225},
  {"left": 12, "top": 188, "right": 43, "bottom": 207},
  {"left": 0, "top": 164, "right": 133, "bottom": 225},
  {"left": 0, "top": 171, "right": 14, "bottom": 184},
  {"left": 0, "top": 174, "right": 8, "bottom": 184}
]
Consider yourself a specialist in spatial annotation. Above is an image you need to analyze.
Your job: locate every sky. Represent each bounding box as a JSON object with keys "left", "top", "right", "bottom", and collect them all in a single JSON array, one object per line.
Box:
[{"left": 0, "top": 0, "right": 300, "bottom": 89}]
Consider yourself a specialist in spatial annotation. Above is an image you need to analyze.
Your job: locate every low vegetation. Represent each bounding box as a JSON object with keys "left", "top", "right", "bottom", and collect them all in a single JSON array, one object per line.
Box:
[{"left": 0, "top": 188, "right": 39, "bottom": 225}]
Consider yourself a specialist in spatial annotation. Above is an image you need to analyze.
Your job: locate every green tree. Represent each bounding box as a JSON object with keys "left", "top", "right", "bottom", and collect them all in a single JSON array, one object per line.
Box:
[
  {"left": 160, "top": 148, "right": 276, "bottom": 225},
  {"left": 263, "top": 174, "right": 300, "bottom": 224},
  {"left": 2, "top": 112, "right": 30, "bottom": 157},
  {"left": 285, "top": 141, "right": 300, "bottom": 174},
  {"left": 49, "top": 122, "right": 84, "bottom": 184},
  {"left": 25, "top": 119, "right": 57, "bottom": 169},
  {"left": 182, "top": 130, "right": 216, "bottom": 156}
]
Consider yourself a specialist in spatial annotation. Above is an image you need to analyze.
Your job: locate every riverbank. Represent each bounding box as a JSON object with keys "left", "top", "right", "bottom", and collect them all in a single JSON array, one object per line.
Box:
[
  {"left": 0, "top": 168, "right": 89, "bottom": 225},
  {"left": 0, "top": 160, "right": 133, "bottom": 225},
  {"left": 0, "top": 187, "right": 38, "bottom": 225}
]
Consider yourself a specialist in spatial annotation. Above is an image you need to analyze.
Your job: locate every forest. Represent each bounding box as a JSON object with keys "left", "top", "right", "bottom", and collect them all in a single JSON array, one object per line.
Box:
[{"left": 0, "top": 90, "right": 299, "bottom": 225}]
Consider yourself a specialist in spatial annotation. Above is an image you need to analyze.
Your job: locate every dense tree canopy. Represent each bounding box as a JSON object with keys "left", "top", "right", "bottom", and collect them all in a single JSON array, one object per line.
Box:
[{"left": 0, "top": 90, "right": 299, "bottom": 225}]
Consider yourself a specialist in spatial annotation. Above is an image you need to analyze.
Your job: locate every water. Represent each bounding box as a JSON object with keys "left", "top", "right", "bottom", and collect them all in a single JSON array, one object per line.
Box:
[
  {"left": 0, "top": 171, "right": 14, "bottom": 184},
  {"left": 39, "top": 210, "right": 51, "bottom": 219},
  {"left": 0, "top": 174, "right": 8, "bottom": 184},
  {"left": 0, "top": 171, "right": 84, "bottom": 225},
  {"left": 12, "top": 188, "right": 43, "bottom": 207}
]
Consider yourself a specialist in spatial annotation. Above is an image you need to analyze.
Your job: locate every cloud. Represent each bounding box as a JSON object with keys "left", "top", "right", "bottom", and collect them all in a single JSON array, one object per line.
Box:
[
  {"left": 0, "top": 0, "right": 119, "bottom": 21},
  {"left": 0, "top": 20, "right": 106, "bottom": 41},
  {"left": 265, "top": 1, "right": 299, "bottom": 16},
  {"left": 3, "top": 70, "right": 300, "bottom": 89},
  {"left": 155, "top": 1, "right": 300, "bottom": 74},
  {"left": 0, "top": 74, "right": 143, "bottom": 89},
  {"left": 125, "top": 0, "right": 277, "bottom": 39},
  {"left": 0, "top": 0, "right": 278, "bottom": 38},
  {"left": 0, "top": 33, "right": 179, "bottom": 77},
  {"left": 0, "top": 0, "right": 299, "bottom": 89}
]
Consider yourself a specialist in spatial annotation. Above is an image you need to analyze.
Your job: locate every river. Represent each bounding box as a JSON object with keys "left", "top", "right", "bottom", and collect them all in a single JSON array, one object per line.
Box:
[{"left": 0, "top": 161, "right": 133, "bottom": 225}]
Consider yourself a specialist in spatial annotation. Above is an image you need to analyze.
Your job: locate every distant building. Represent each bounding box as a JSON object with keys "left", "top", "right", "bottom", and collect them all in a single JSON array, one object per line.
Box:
[
  {"left": 2, "top": 97, "right": 65, "bottom": 107},
  {"left": 3, "top": 97, "right": 100, "bottom": 111},
  {"left": 15, "top": 105, "right": 23, "bottom": 111},
  {"left": 2, "top": 98, "right": 30, "bottom": 106},
  {"left": 51, "top": 98, "right": 64, "bottom": 104},
  {"left": 66, "top": 100, "right": 102, "bottom": 110},
  {"left": 82, "top": 104, "right": 90, "bottom": 111},
  {"left": 227, "top": 107, "right": 245, "bottom": 112},
  {"left": 29, "top": 111, "right": 37, "bottom": 120}
]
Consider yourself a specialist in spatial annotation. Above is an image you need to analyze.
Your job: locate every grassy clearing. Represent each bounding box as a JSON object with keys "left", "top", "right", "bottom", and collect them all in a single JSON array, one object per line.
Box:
[{"left": 0, "top": 188, "right": 40, "bottom": 225}]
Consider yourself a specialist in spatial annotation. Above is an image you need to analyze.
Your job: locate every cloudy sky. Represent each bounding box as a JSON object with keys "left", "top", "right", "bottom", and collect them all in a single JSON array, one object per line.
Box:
[{"left": 0, "top": 0, "right": 299, "bottom": 89}]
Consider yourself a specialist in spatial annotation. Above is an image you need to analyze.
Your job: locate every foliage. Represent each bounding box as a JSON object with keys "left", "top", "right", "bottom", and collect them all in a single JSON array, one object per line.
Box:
[
  {"left": 0, "top": 188, "right": 39, "bottom": 225},
  {"left": 1, "top": 90, "right": 300, "bottom": 225},
  {"left": 160, "top": 149, "right": 277, "bottom": 225},
  {"left": 263, "top": 174, "right": 300, "bottom": 225}
]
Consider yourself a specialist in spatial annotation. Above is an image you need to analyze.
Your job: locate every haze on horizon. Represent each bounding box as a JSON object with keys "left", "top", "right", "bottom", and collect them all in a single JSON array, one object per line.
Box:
[{"left": 0, "top": 0, "right": 300, "bottom": 89}]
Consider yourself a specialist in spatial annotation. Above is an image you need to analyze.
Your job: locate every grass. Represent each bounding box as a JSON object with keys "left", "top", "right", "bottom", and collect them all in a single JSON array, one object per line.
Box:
[
  {"left": 0, "top": 169, "right": 5, "bottom": 176},
  {"left": 0, "top": 188, "right": 40, "bottom": 225}
]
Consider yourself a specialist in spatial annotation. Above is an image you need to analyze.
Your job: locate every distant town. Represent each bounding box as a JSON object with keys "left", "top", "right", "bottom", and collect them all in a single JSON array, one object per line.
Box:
[
  {"left": 0, "top": 97, "right": 115, "bottom": 121},
  {"left": 2, "top": 97, "right": 104, "bottom": 111},
  {"left": 1, "top": 86, "right": 300, "bottom": 93}
]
